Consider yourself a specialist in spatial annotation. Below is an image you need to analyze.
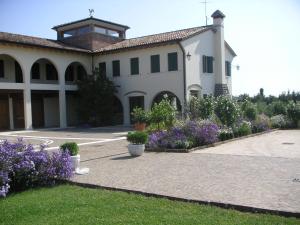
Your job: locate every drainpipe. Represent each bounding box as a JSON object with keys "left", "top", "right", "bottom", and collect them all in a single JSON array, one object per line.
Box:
[{"left": 178, "top": 42, "right": 187, "bottom": 117}]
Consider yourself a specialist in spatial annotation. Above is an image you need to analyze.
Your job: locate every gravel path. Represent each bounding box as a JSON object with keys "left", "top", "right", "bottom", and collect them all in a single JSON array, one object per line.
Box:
[{"left": 72, "top": 130, "right": 300, "bottom": 213}]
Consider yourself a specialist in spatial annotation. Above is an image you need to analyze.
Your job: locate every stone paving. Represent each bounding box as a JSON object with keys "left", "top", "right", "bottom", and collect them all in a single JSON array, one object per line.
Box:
[{"left": 73, "top": 130, "right": 300, "bottom": 214}]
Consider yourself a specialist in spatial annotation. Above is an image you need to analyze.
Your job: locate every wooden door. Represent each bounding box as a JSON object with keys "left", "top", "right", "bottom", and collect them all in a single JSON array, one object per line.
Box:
[
  {"left": 0, "top": 97, "right": 9, "bottom": 130},
  {"left": 13, "top": 97, "right": 25, "bottom": 129},
  {"left": 32, "top": 97, "right": 44, "bottom": 128}
]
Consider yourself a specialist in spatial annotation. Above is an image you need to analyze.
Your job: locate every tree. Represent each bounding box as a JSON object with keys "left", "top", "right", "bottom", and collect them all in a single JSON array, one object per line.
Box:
[{"left": 77, "top": 68, "right": 116, "bottom": 126}]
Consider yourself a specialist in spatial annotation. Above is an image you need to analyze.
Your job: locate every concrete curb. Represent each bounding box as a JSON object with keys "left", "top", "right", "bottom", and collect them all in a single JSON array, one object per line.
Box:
[
  {"left": 68, "top": 181, "right": 300, "bottom": 218},
  {"left": 146, "top": 129, "right": 279, "bottom": 153}
]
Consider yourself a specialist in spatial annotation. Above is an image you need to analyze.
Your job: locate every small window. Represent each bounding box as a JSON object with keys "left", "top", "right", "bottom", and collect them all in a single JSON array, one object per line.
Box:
[
  {"left": 99, "top": 62, "right": 106, "bottom": 77},
  {"left": 203, "top": 55, "right": 213, "bottom": 73},
  {"left": 112, "top": 60, "right": 120, "bottom": 77},
  {"left": 46, "top": 64, "right": 58, "bottom": 80},
  {"left": 225, "top": 61, "right": 231, "bottom": 76},
  {"left": 168, "top": 52, "right": 178, "bottom": 71},
  {"left": 31, "top": 63, "right": 40, "bottom": 79},
  {"left": 190, "top": 90, "right": 199, "bottom": 98},
  {"left": 130, "top": 57, "right": 139, "bottom": 75},
  {"left": 151, "top": 55, "right": 160, "bottom": 73},
  {"left": 0, "top": 60, "right": 4, "bottom": 78}
]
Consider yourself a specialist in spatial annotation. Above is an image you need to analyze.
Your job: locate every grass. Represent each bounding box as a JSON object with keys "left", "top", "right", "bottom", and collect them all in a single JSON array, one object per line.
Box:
[{"left": 0, "top": 185, "right": 299, "bottom": 225}]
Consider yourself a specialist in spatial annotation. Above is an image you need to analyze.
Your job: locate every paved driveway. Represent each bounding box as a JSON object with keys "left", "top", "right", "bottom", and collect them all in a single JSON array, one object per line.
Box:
[{"left": 72, "top": 130, "right": 300, "bottom": 214}]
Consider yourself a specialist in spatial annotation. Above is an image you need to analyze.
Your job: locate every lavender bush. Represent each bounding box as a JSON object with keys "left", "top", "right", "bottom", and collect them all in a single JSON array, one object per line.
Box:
[
  {"left": 0, "top": 139, "right": 73, "bottom": 197},
  {"left": 147, "top": 120, "right": 219, "bottom": 149}
]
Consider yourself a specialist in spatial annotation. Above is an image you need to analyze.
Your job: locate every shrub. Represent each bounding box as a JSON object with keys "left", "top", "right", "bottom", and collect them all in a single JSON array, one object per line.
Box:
[
  {"left": 127, "top": 131, "right": 148, "bottom": 145},
  {"left": 241, "top": 101, "right": 257, "bottom": 121},
  {"left": 0, "top": 139, "right": 72, "bottom": 197},
  {"left": 215, "top": 96, "right": 240, "bottom": 126},
  {"left": 286, "top": 102, "right": 300, "bottom": 127},
  {"left": 219, "top": 128, "right": 234, "bottom": 141},
  {"left": 252, "top": 114, "right": 271, "bottom": 133},
  {"left": 189, "top": 96, "right": 214, "bottom": 120},
  {"left": 147, "top": 120, "right": 219, "bottom": 149},
  {"left": 271, "top": 101, "right": 287, "bottom": 116},
  {"left": 60, "top": 142, "right": 79, "bottom": 156},
  {"left": 150, "top": 99, "right": 176, "bottom": 130},
  {"left": 233, "top": 121, "right": 252, "bottom": 137},
  {"left": 270, "top": 114, "right": 287, "bottom": 128},
  {"left": 131, "top": 107, "right": 149, "bottom": 124}
]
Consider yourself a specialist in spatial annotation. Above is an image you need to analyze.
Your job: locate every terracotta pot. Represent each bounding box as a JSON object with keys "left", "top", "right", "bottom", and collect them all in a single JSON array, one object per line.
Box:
[{"left": 134, "top": 122, "right": 146, "bottom": 131}]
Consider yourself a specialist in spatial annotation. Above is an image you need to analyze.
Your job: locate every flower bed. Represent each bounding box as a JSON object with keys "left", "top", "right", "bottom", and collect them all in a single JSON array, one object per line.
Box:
[{"left": 0, "top": 139, "right": 73, "bottom": 197}]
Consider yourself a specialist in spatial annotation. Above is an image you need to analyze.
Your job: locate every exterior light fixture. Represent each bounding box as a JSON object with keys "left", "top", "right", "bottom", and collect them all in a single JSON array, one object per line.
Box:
[{"left": 186, "top": 52, "right": 191, "bottom": 60}]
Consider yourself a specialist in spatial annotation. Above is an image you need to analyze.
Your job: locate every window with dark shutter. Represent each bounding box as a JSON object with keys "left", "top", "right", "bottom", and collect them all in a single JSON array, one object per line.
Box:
[
  {"left": 0, "top": 60, "right": 4, "bottom": 78},
  {"left": 99, "top": 62, "right": 106, "bottom": 77},
  {"left": 31, "top": 63, "right": 40, "bottom": 79},
  {"left": 203, "top": 55, "right": 213, "bottom": 73},
  {"left": 112, "top": 60, "right": 120, "bottom": 77},
  {"left": 151, "top": 55, "right": 160, "bottom": 73},
  {"left": 225, "top": 61, "right": 231, "bottom": 76},
  {"left": 130, "top": 57, "right": 139, "bottom": 75},
  {"left": 168, "top": 52, "right": 178, "bottom": 71}
]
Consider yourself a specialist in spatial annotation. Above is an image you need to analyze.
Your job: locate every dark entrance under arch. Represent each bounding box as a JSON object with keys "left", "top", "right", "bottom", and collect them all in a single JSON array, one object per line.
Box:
[{"left": 152, "top": 91, "right": 181, "bottom": 111}]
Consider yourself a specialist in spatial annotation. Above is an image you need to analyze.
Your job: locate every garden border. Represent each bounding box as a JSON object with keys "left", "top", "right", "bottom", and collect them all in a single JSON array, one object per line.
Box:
[
  {"left": 145, "top": 129, "right": 279, "bottom": 153},
  {"left": 68, "top": 181, "right": 300, "bottom": 219}
]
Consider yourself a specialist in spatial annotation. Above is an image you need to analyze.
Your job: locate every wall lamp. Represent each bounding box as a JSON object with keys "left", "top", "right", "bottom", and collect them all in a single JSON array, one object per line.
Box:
[{"left": 186, "top": 52, "right": 192, "bottom": 61}]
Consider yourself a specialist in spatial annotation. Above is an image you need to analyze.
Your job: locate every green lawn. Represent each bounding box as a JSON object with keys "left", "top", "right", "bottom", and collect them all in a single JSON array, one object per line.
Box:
[{"left": 0, "top": 185, "right": 299, "bottom": 225}]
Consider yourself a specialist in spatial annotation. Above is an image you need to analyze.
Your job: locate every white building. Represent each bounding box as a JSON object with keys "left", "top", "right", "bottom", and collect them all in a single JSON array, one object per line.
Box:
[{"left": 0, "top": 10, "right": 236, "bottom": 130}]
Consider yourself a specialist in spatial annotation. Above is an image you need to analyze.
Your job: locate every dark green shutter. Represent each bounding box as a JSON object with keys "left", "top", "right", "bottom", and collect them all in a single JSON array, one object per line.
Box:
[
  {"left": 130, "top": 57, "right": 139, "bottom": 75},
  {"left": 168, "top": 52, "right": 178, "bottom": 71},
  {"left": 112, "top": 60, "right": 120, "bottom": 77},
  {"left": 151, "top": 55, "right": 160, "bottom": 73},
  {"left": 203, "top": 55, "right": 207, "bottom": 73},
  {"left": 0, "top": 60, "right": 4, "bottom": 78},
  {"left": 207, "top": 57, "right": 213, "bottom": 73}
]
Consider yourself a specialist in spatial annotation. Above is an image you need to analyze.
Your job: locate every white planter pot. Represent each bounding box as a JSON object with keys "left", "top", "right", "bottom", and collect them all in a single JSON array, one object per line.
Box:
[
  {"left": 71, "top": 154, "right": 80, "bottom": 171},
  {"left": 128, "top": 144, "right": 145, "bottom": 156}
]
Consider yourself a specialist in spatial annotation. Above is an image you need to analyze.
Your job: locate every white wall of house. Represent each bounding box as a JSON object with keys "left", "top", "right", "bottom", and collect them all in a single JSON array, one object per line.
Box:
[
  {"left": 225, "top": 47, "right": 235, "bottom": 94},
  {"left": 94, "top": 44, "right": 185, "bottom": 125}
]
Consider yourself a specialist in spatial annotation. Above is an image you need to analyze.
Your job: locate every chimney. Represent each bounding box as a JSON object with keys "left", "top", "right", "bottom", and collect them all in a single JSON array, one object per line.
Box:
[{"left": 211, "top": 10, "right": 229, "bottom": 96}]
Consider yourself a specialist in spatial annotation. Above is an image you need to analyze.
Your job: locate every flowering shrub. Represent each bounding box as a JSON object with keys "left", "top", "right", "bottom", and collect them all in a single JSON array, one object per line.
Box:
[
  {"left": 0, "top": 139, "right": 73, "bottom": 197},
  {"left": 215, "top": 96, "right": 240, "bottom": 126},
  {"left": 270, "top": 114, "right": 287, "bottom": 128},
  {"left": 219, "top": 127, "right": 234, "bottom": 141},
  {"left": 189, "top": 96, "right": 214, "bottom": 120},
  {"left": 287, "top": 102, "right": 300, "bottom": 127},
  {"left": 233, "top": 121, "right": 252, "bottom": 137},
  {"left": 147, "top": 120, "right": 219, "bottom": 149},
  {"left": 251, "top": 114, "right": 271, "bottom": 133}
]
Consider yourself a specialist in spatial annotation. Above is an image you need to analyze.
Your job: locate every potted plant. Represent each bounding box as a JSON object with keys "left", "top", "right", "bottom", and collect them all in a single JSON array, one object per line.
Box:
[
  {"left": 127, "top": 131, "right": 148, "bottom": 156},
  {"left": 60, "top": 142, "right": 80, "bottom": 171},
  {"left": 132, "top": 107, "right": 148, "bottom": 131}
]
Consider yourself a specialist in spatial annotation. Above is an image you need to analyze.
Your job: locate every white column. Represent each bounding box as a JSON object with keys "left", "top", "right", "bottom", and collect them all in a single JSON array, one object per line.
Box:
[
  {"left": 59, "top": 89, "right": 67, "bottom": 128},
  {"left": 8, "top": 97, "right": 14, "bottom": 130},
  {"left": 23, "top": 88, "right": 32, "bottom": 130}
]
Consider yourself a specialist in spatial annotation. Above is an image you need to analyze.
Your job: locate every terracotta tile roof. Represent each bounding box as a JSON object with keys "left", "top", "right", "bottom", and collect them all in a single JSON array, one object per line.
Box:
[
  {"left": 0, "top": 32, "right": 90, "bottom": 53},
  {"left": 95, "top": 25, "right": 212, "bottom": 53}
]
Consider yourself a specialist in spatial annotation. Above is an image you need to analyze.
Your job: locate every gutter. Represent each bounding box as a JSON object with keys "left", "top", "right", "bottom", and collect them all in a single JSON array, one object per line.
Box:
[{"left": 178, "top": 41, "right": 187, "bottom": 116}]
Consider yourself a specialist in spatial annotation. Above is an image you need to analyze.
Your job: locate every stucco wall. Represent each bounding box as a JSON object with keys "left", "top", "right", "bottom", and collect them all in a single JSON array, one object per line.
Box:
[{"left": 94, "top": 44, "right": 184, "bottom": 125}]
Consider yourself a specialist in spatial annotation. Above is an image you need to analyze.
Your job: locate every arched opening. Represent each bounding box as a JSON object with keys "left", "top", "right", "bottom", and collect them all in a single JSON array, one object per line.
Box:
[
  {"left": 112, "top": 96, "right": 124, "bottom": 125},
  {"left": 152, "top": 91, "right": 182, "bottom": 111},
  {"left": 31, "top": 58, "right": 58, "bottom": 84},
  {"left": 65, "top": 62, "right": 87, "bottom": 84},
  {"left": 0, "top": 54, "right": 23, "bottom": 83}
]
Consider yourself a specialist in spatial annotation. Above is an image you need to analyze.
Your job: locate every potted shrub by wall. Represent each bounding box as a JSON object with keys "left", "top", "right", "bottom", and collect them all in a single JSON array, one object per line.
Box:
[
  {"left": 132, "top": 107, "right": 148, "bottom": 131},
  {"left": 127, "top": 131, "right": 148, "bottom": 156},
  {"left": 60, "top": 142, "right": 80, "bottom": 171}
]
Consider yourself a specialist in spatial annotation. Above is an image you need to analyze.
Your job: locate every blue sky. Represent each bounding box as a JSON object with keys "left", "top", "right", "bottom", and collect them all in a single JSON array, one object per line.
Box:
[{"left": 0, "top": 0, "right": 299, "bottom": 96}]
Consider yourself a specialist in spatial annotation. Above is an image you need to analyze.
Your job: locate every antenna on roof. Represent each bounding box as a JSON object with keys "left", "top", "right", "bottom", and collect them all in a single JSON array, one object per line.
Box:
[
  {"left": 200, "top": 0, "right": 210, "bottom": 26},
  {"left": 89, "top": 9, "right": 94, "bottom": 18}
]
